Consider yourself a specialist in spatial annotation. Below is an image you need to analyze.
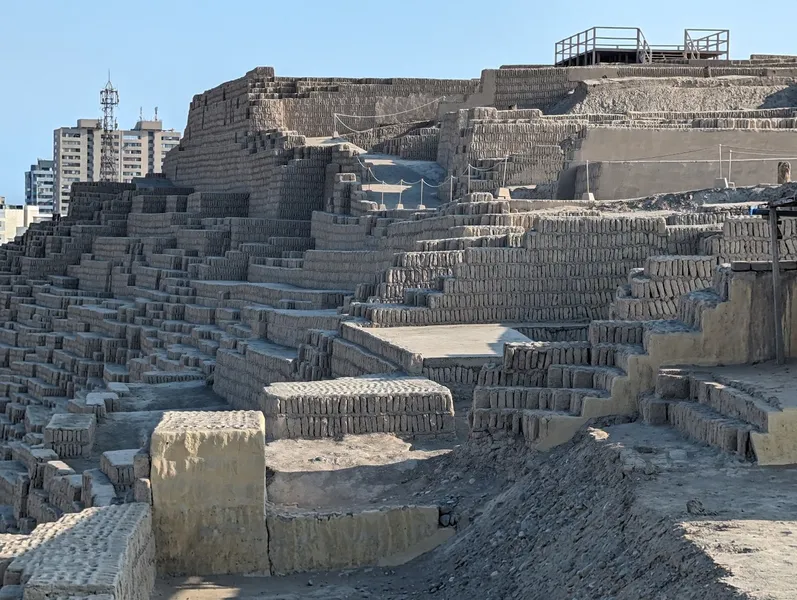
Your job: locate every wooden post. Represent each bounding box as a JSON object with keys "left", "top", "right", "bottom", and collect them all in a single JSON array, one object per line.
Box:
[
  {"left": 585, "top": 160, "right": 590, "bottom": 196},
  {"left": 770, "top": 206, "right": 786, "bottom": 365}
]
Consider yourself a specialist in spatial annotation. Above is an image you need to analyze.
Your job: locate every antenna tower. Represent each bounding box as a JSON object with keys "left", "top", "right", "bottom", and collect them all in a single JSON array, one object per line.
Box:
[{"left": 99, "top": 73, "right": 120, "bottom": 182}]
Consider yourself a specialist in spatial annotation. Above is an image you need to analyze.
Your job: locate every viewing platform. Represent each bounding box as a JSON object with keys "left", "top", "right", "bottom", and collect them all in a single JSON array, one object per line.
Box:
[{"left": 554, "top": 27, "right": 729, "bottom": 67}]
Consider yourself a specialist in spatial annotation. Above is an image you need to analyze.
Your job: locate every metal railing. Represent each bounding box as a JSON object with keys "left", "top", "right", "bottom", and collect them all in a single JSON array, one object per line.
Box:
[
  {"left": 555, "top": 27, "right": 730, "bottom": 65},
  {"left": 555, "top": 27, "right": 650, "bottom": 65},
  {"left": 684, "top": 29, "right": 730, "bottom": 61}
]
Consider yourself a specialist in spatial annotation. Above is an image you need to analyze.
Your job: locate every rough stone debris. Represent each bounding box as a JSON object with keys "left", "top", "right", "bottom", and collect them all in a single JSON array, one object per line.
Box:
[{"left": 0, "top": 51, "right": 797, "bottom": 598}]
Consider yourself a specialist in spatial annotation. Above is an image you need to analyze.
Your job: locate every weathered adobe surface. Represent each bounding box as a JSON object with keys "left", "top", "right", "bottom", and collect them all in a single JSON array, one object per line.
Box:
[
  {"left": 549, "top": 76, "right": 797, "bottom": 115},
  {"left": 157, "top": 422, "right": 797, "bottom": 599}
]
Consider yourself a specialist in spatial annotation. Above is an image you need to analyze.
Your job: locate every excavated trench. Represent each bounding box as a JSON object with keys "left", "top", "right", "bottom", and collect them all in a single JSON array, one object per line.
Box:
[
  {"left": 263, "top": 434, "right": 459, "bottom": 575},
  {"left": 158, "top": 421, "right": 797, "bottom": 599}
]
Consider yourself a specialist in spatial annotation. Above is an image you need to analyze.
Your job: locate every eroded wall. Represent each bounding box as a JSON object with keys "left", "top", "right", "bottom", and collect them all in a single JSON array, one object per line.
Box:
[
  {"left": 150, "top": 411, "right": 269, "bottom": 576},
  {"left": 149, "top": 409, "right": 455, "bottom": 577}
]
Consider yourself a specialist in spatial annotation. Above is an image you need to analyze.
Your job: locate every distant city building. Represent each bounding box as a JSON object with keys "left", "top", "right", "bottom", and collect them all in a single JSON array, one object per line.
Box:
[
  {"left": 52, "top": 118, "right": 181, "bottom": 215},
  {"left": 25, "top": 158, "right": 55, "bottom": 214},
  {"left": 0, "top": 204, "right": 46, "bottom": 244}
]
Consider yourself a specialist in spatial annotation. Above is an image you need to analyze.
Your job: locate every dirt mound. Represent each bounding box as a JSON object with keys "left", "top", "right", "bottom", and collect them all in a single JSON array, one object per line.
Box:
[
  {"left": 410, "top": 429, "right": 747, "bottom": 600},
  {"left": 593, "top": 182, "right": 797, "bottom": 213},
  {"left": 157, "top": 425, "right": 781, "bottom": 599}
]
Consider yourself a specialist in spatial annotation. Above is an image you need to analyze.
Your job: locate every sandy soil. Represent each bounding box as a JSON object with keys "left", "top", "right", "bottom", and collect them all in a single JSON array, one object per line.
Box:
[{"left": 156, "top": 421, "right": 797, "bottom": 599}]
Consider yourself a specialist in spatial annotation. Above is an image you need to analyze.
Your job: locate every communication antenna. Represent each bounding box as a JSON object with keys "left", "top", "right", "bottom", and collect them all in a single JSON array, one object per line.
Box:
[
  {"left": 99, "top": 72, "right": 120, "bottom": 182},
  {"left": 154, "top": 106, "right": 159, "bottom": 121},
  {"left": 139, "top": 106, "right": 144, "bottom": 122}
]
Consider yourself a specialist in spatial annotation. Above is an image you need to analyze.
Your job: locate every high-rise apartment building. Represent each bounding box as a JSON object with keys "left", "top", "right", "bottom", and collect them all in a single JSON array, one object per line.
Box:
[
  {"left": 52, "top": 118, "right": 181, "bottom": 215},
  {"left": 24, "top": 158, "right": 55, "bottom": 214},
  {"left": 0, "top": 199, "right": 44, "bottom": 245}
]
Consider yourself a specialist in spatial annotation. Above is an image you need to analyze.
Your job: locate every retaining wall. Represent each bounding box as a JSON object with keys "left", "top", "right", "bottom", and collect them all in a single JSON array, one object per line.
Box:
[
  {"left": 149, "top": 409, "right": 455, "bottom": 577},
  {"left": 561, "top": 127, "right": 797, "bottom": 199}
]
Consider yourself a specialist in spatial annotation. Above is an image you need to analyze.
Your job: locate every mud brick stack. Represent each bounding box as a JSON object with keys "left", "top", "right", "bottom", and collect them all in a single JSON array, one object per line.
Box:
[
  {"left": 261, "top": 374, "right": 454, "bottom": 440},
  {"left": 350, "top": 214, "right": 688, "bottom": 325},
  {"left": 99, "top": 449, "right": 137, "bottom": 492},
  {"left": 213, "top": 340, "right": 297, "bottom": 411},
  {"left": 611, "top": 255, "right": 719, "bottom": 320},
  {"left": 2, "top": 504, "right": 154, "bottom": 600},
  {"left": 374, "top": 127, "right": 441, "bottom": 161},
  {"left": 493, "top": 67, "right": 576, "bottom": 110},
  {"left": 2, "top": 58, "right": 797, "bottom": 558},
  {"left": 186, "top": 192, "right": 249, "bottom": 219},
  {"left": 436, "top": 107, "right": 587, "bottom": 197},
  {"left": 295, "top": 329, "right": 337, "bottom": 381},
  {"left": 702, "top": 216, "right": 797, "bottom": 262},
  {"left": 43, "top": 414, "right": 96, "bottom": 459}
]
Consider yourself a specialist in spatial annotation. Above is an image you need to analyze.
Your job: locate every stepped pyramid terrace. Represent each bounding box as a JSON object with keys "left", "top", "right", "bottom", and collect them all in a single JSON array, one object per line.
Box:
[{"left": 2, "top": 29, "right": 797, "bottom": 599}]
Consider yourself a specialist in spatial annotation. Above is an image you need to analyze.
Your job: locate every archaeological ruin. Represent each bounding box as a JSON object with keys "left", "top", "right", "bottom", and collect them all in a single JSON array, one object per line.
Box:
[{"left": 1, "top": 26, "right": 797, "bottom": 599}]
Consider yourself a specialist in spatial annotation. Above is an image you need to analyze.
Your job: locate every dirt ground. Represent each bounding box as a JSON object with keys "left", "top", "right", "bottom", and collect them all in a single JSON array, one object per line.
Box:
[{"left": 155, "top": 422, "right": 797, "bottom": 600}]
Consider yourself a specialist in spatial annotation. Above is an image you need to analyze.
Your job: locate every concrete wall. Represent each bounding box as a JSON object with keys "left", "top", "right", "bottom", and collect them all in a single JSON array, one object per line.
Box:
[
  {"left": 562, "top": 128, "right": 797, "bottom": 199},
  {"left": 573, "top": 159, "right": 788, "bottom": 200}
]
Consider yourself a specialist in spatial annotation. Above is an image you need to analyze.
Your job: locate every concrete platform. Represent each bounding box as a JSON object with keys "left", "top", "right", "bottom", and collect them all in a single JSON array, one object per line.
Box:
[{"left": 361, "top": 324, "right": 531, "bottom": 365}]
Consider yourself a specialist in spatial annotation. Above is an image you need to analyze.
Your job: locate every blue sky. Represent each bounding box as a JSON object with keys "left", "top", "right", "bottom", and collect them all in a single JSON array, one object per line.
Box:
[{"left": 0, "top": 0, "right": 794, "bottom": 203}]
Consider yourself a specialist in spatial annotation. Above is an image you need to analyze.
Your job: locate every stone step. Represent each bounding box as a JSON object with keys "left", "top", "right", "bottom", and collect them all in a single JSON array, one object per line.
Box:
[
  {"left": 44, "top": 413, "right": 96, "bottom": 459},
  {"left": 589, "top": 343, "right": 645, "bottom": 371},
  {"left": 141, "top": 370, "right": 205, "bottom": 385},
  {"left": 330, "top": 337, "right": 402, "bottom": 379},
  {"left": 337, "top": 321, "right": 420, "bottom": 373},
  {"left": 547, "top": 364, "right": 624, "bottom": 392},
  {"left": 655, "top": 369, "right": 780, "bottom": 432},
  {"left": 23, "top": 406, "right": 53, "bottom": 434},
  {"left": 103, "top": 363, "right": 129, "bottom": 383},
  {"left": 99, "top": 449, "right": 137, "bottom": 491},
  {"left": 213, "top": 340, "right": 297, "bottom": 410},
  {"left": 473, "top": 386, "right": 609, "bottom": 414},
  {"left": 677, "top": 289, "right": 725, "bottom": 329},
  {"left": 642, "top": 396, "right": 755, "bottom": 459},
  {"left": 641, "top": 319, "right": 696, "bottom": 352},
  {"left": 470, "top": 407, "right": 587, "bottom": 448},
  {"left": 501, "top": 341, "right": 591, "bottom": 374},
  {"left": 626, "top": 271, "right": 711, "bottom": 300},
  {"left": 415, "top": 234, "right": 512, "bottom": 252},
  {"left": 610, "top": 296, "right": 679, "bottom": 320}
]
